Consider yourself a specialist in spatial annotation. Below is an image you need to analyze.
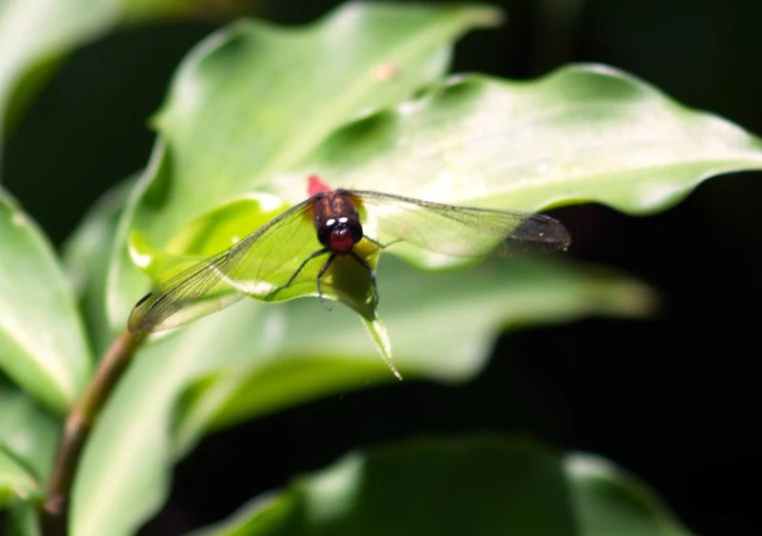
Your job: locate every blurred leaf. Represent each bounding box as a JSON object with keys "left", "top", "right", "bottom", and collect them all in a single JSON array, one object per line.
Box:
[
  {"left": 69, "top": 253, "right": 652, "bottom": 536},
  {"left": 108, "top": 2, "right": 503, "bottom": 330},
  {"left": 70, "top": 253, "right": 650, "bottom": 536},
  {"left": 70, "top": 300, "right": 272, "bottom": 536},
  {"left": 174, "top": 255, "right": 655, "bottom": 445},
  {"left": 0, "top": 0, "right": 117, "bottom": 132},
  {"left": 2, "top": 501, "right": 41, "bottom": 536},
  {"left": 120, "top": 0, "right": 261, "bottom": 23},
  {"left": 0, "top": 378, "right": 52, "bottom": 536},
  {"left": 0, "top": 379, "right": 51, "bottom": 536},
  {"left": 186, "top": 437, "right": 693, "bottom": 536},
  {"left": 0, "top": 190, "right": 91, "bottom": 412},
  {"left": 0, "top": 446, "right": 41, "bottom": 507},
  {"left": 568, "top": 454, "right": 691, "bottom": 536},
  {"left": 0, "top": 377, "right": 58, "bottom": 483},
  {"left": 63, "top": 179, "right": 134, "bottom": 354},
  {"left": 0, "top": 0, "right": 226, "bottom": 135}
]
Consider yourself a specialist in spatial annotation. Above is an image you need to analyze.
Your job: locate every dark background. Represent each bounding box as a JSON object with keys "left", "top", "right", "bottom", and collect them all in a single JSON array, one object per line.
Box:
[{"left": 4, "top": 1, "right": 761, "bottom": 534}]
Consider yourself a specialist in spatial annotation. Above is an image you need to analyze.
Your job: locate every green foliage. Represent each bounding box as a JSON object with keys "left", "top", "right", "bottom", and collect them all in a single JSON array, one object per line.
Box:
[
  {"left": 0, "top": 378, "right": 58, "bottom": 482},
  {"left": 0, "top": 2, "right": 758, "bottom": 536},
  {"left": 187, "top": 437, "right": 693, "bottom": 536},
  {"left": 0, "top": 0, "right": 199, "bottom": 133},
  {"left": 0, "top": 448, "right": 41, "bottom": 508},
  {"left": 0, "top": 377, "right": 55, "bottom": 536},
  {"left": 108, "top": 2, "right": 504, "bottom": 330},
  {"left": 175, "top": 256, "right": 654, "bottom": 440},
  {"left": 0, "top": 192, "right": 91, "bottom": 412}
]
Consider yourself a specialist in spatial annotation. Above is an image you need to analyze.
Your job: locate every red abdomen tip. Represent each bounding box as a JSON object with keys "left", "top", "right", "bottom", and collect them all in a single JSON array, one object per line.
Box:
[{"left": 307, "top": 175, "right": 332, "bottom": 196}]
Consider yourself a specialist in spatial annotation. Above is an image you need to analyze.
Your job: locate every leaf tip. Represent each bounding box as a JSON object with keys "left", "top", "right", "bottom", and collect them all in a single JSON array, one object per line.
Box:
[{"left": 360, "top": 315, "right": 402, "bottom": 380}]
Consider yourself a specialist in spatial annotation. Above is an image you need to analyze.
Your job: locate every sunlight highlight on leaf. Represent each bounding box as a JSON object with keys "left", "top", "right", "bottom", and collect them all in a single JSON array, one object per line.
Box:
[{"left": 0, "top": 190, "right": 91, "bottom": 412}]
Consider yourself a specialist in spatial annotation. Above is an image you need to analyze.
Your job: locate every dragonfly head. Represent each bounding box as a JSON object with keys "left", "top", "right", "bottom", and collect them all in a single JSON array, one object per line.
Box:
[{"left": 318, "top": 216, "right": 363, "bottom": 254}]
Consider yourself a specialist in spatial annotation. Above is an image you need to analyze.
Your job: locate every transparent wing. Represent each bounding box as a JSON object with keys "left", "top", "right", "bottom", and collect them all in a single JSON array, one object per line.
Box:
[
  {"left": 129, "top": 188, "right": 570, "bottom": 333},
  {"left": 128, "top": 198, "right": 320, "bottom": 333},
  {"left": 351, "top": 190, "right": 571, "bottom": 257}
]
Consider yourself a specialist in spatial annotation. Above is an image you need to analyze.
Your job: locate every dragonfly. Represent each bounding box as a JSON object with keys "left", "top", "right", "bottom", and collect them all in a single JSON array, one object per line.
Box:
[{"left": 128, "top": 175, "right": 571, "bottom": 334}]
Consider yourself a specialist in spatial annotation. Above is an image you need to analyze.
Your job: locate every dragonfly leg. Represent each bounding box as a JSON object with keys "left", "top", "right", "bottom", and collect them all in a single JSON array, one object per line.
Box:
[
  {"left": 316, "top": 253, "right": 337, "bottom": 310},
  {"left": 269, "top": 247, "right": 329, "bottom": 300},
  {"left": 364, "top": 236, "right": 401, "bottom": 250},
  {"left": 349, "top": 250, "right": 379, "bottom": 305}
]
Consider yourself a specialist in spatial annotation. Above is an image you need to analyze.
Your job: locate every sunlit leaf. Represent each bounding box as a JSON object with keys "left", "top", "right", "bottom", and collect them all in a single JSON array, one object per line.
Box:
[
  {"left": 0, "top": 190, "right": 91, "bottom": 412},
  {"left": 123, "top": 63, "right": 762, "bottom": 326},
  {"left": 186, "top": 437, "right": 693, "bottom": 536},
  {"left": 108, "top": 2, "right": 503, "bottom": 330},
  {"left": 0, "top": 0, "right": 228, "bottom": 135},
  {"left": 70, "top": 300, "right": 272, "bottom": 536},
  {"left": 281, "top": 65, "right": 762, "bottom": 267}
]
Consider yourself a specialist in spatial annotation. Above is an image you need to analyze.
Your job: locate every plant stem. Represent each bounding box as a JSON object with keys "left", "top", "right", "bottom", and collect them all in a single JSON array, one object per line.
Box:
[{"left": 41, "top": 329, "right": 145, "bottom": 536}]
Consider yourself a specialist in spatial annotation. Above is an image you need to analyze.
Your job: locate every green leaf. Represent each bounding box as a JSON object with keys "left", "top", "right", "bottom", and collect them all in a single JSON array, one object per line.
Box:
[
  {"left": 3, "top": 500, "right": 41, "bottom": 536},
  {"left": 284, "top": 65, "right": 762, "bottom": 267},
  {"left": 70, "top": 253, "right": 649, "bottom": 536},
  {"left": 70, "top": 300, "right": 272, "bottom": 536},
  {"left": 0, "top": 0, "right": 221, "bottom": 135},
  {"left": 74, "top": 5, "right": 762, "bottom": 536},
  {"left": 0, "top": 378, "right": 52, "bottom": 535},
  {"left": 0, "top": 0, "right": 118, "bottom": 132},
  {"left": 0, "top": 446, "right": 41, "bottom": 507},
  {"left": 63, "top": 179, "right": 134, "bottom": 354},
  {"left": 0, "top": 190, "right": 91, "bottom": 412},
  {"left": 174, "top": 255, "right": 654, "bottom": 444},
  {"left": 108, "top": 1, "right": 503, "bottom": 330},
  {"left": 186, "top": 437, "right": 693, "bottom": 536},
  {"left": 568, "top": 454, "right": 691, "bottom": 536},
  {"left": 0, "top": 377, "right": 58, "bottom": 483},
  {"left": 120, "top": 61, "right": 762, "bottom": 327},
  {"left": 122, "top": 60, "right": 762, "bottom": 423}
]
